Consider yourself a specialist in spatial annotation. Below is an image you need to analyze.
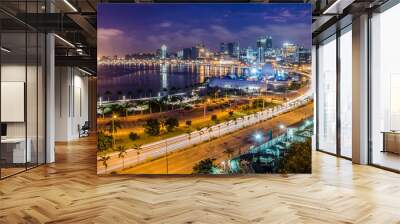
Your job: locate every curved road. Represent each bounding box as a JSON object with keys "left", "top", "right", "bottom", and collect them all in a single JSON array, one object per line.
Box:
[{"left": 97, "top": 92, "right": 313, "bottom": 174}]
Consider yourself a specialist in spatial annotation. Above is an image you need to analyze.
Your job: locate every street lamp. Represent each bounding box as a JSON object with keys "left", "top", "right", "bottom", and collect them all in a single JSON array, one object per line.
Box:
[
  {"left": 254, "top": 133, "right": 262, "bottom": 141},
  {"left": 204, "top": 98, "right": 211, "bottom": 118},
  {"left": 165, "top": 138, "right": 169, "bottom": 174},
  {"left": 112, "top": 114, "right": 118, "bottom": 147}
]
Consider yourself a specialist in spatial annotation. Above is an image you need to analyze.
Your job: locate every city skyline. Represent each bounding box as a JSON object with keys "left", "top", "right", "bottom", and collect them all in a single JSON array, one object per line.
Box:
[{"left": 98, "top": 4, "right": 311, "bottom": 57}]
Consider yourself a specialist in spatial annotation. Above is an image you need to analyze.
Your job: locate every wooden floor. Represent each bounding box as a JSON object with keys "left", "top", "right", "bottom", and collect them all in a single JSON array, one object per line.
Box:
[{"left": 1, "top": 137, "right": 400, "bottom": 224}]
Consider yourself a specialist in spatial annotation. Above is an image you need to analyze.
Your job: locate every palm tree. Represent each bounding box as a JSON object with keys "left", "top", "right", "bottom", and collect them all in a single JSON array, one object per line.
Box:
[
  {"left": 127, "top": 90, "right": 133, "bottom": 99},
  {"left": 225, "top": 122, "right": 231, "bottom": 133},
  {"left": 155, "top": 98, "right": 163, "bottom": 113},
  {"left": 98, "top": 155, "right": 111, "bottom": 173},
  {"left": 185, "top": 120, "right": 192, "bottom": 129},
  {"left": 223, "top": 147, "right": 234, "bottom": 160},
  {"left": 186, "top": 130, "right": 192, "bottom": 145},
  {"left": 109, "top": 104, "right": 121, "bottom": 117},
  {"left": 197, "top": 127, "right": 204, "bottom": 142},
  {"left": 117, "top": 145, "right": 128, "bottom": 169},
  {"left": 98, "top": 104, "right": 106, "bottom": 119},
  {"left": 117, "top": 90, "right": 123, "bottom": 100},
  {"left": 108, "top": 117, "right": 122, "bottom": 133},
  {"left": 133, "top": 144, "right": 143, "bottom": 164},
  {"left": 137, "top": 89, "right": 143, "bottom": 98},
  {"left": 207, "top": 126, "right": 213, "bottom": 141},
  {"left": 107, "top": 116, "right": 122, "bottom": 147},
  {"left": 104, "top": 91, "right": 112, "bottom": 101},
  {"left": 120, "top": 102, "right": 131, "bottom": 118}
]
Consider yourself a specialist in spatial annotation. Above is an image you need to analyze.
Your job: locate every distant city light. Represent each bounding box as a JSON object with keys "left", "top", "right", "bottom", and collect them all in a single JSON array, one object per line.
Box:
[{"left": 251, "top": 67, "right": 257, "bottom": 74}]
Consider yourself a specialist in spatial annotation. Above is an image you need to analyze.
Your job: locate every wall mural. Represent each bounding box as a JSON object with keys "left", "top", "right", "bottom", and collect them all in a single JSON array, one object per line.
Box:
[{"left": 97, "top": 3, "right": 313, "bottom": 175}]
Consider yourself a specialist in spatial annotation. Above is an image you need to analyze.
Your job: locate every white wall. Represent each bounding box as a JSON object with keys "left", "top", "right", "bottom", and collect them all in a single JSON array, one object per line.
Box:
[
  {"left": 55, "top": 67, "right": 89, "bottom": 141},
  {"left": 1, "top": 64, "right": 26, "bottom": 138}
]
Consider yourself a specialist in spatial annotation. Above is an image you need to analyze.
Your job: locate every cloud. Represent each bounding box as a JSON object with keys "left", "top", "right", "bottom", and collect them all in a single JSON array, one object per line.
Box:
[
  {"left": 98, "top": 28, "right": 124, "bottom": 40},
  {"left": 263, "top": 8, "right": 310, "bottom": 23},
  {"left": 209, "top": 25, "right": 234, "bottom": 41},
  {"left": 280, "top": 9, "right": 293, "bottom": 18},
  {"left": 159, "top": 22, "right": 172, "bottom": 28}
]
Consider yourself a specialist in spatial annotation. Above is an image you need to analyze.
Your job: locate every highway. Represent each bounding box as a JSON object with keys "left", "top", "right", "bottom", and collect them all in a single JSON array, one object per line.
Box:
[{"left": 97, "top": 92, "right": 313, "bottom": 174}]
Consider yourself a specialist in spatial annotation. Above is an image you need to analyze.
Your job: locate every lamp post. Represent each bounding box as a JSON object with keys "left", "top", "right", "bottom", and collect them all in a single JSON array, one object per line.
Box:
[
  {"left": 165, "top": 138, "right": 169, "bottom": 174},
  {"left": 112, "top": 114, "right": 117, "bottom": 147},
  {"left": 203, "top": 98, "right": 211, "bottom": 118}
]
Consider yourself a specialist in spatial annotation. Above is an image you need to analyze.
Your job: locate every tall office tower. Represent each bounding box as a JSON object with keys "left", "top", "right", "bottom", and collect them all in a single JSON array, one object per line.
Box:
[
  {"left": 246, "top": 46, "right": 255, "bottom": 62},
  {"left": 226, "top": 42, "right": 239, "bottom": 58},
  {"left": 257, "top": 37, "right": 267, "bottom": 64},
  {"left": 183, "top": 48, "right": 192, "bottom": 60},
  {"left": 257, "top": 37, "right": 267, "bottom": 49},
  {"left": 177, "top": 50, "right": 183, "bottom": 59},
  {"left": 282, "top": 42, "right": 297, "bottom": 62},
  {"left": 220, "top": 42, "right": 227, "bottom": 54},
  {"left": 233, "top": 42, "right": 240, "bottom": 58},
  {"left": 257, "top": 47, "right": 264, "bottom": 64},
  {"left": 266, "top": 36, "right": 273, "bottom": 50},
  {"left": 296, "top": 46, "right": 311, "bottom": 64},
  {"left": 191, "top": 46, "right": 199, "bottom": 60},
  {"left": 160, "top": 44, "right": 167, "bottom": 59},
  {"left": 196, "top": 43, "right": 206, "bottom": 59}
]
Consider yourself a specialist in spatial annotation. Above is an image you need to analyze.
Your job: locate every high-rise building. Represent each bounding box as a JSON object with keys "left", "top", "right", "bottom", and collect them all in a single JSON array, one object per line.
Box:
[
  {"left": 220, "top": 42, "right": 239, "bottom": 58},
  {"left": 296, "top": 46, "right": 311, "bottom": 64},
  {"left": 226, "top": 42, "right": 239, "bottom": 58},
  {"left": 191, "top": 46, "right": 199, "bottom": 59},
  {"left": 177, "top": 50, "right": 183, "bottom": 59},
  {"left": 246, "top": 46, "right": 255, "bottom": 62},
  {"left": 282, "top": 42, "right": 297, "bottom": 58},
  {"left": 257, "top": 37, "right": 267, "bottom": 49},
  {"left": 160, "top": 44, "right": 167, "bottom": 59},
  {"left": 183, "top": 48, "right": 192, "bottom": 60},
  {"left": 256, "top": 37, "right": 267, "bottom": 64},
  {"left": 266, "top": 36, "right": 273, "bottom": 49},
  {"left": 220, "top": 42, "right": 227, "bottom": 54}
]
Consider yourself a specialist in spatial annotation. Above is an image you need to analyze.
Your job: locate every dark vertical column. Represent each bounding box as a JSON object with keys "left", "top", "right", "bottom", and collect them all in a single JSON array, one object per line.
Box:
[
  {"left": 88, "top": 76, "right": 97, "bottom": 133},
  {"left": 367, "top": 12, "right": 373, "bottom": 165},
  {"left": 0, "top": 19, "right": 2, "bottom": 179},
  {"left": 315, "top": 45, "right": 320, "bottom": 151},
  {"left": 25, "top": 1, "right": 28, "bottom": 170},
  {"left": 336, "top": 28, "right": 341, "bottom": 157},
  {"left": 352, "top": 14, "right": 369, "bottom": 164}
]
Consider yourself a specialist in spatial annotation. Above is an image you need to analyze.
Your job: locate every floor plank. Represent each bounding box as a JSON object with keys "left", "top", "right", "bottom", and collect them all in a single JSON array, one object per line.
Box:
[{"left": 0, "top": 136, "right": 399, "bottom": 224}]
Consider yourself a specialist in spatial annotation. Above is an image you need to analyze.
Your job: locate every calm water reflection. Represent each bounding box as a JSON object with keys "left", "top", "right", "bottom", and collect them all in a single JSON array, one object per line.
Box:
[{"left": 98, "top": 63, "right": 245, "bottom": 100}]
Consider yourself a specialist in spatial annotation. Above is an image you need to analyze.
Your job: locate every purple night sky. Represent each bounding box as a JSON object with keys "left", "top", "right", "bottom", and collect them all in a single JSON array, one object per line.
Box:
[{"left": 98, "top": 4, "right": 311, "bottom": 57}]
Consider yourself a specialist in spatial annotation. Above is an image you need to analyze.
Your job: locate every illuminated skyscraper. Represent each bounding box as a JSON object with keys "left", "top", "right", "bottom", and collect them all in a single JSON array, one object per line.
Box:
[
  {"left": 266, "top": 36, "right": 272, "bottom": 49},
  {"left": 257, "top": 37, "right": 267, "bottom": 64},
  {"left": 220, "top": 42, "right": 239, "bottom": 58},
  {"left": 282, "top": 42, "right": 297, "bottom": 61},
  {"left": 160, "top": 44, "right": 167, "bottom": 59},
  {"left": 220, "top": 42, "right": 227, "bottom": 54}
]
